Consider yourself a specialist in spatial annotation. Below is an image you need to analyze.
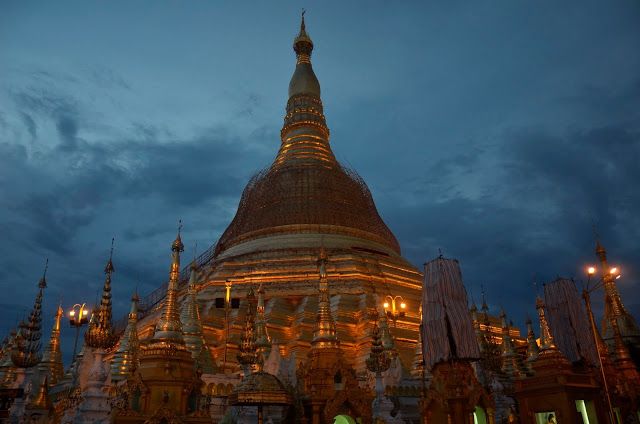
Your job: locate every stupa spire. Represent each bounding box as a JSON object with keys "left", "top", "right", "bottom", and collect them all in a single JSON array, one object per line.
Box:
[
  {"left": 12, "top": 259, "right": 48, "bottom": 368},
  {"left": 38, "top": 304, "right": 64, "bottom": 385},
  {"left": 254, "top": 283, "right": 271, "bottom": 358},
  {"left": 378, "top": 312, "right": 396, "bottom": 355},
  {"left": 181, "top": 260, "right": 215, "bottom": 373},
  {"left": 111, "top": 291, "right": 140, "bottom": 382},
  {"left": 278, "top": 11, "right": 331, "bottom": 167},
  {"left": 500, "top": 310, "right": 523, "bottom": 377},
  {"left": 595, "top": 240, "right": 628, "bottom": 319},
  {"left": 312, "top": 248, "right": 339, "bottom": 348},
  {"left": 525, "top": 316, "right": 539, "bottom": 362},
  {"left": 237, "top": 288, "right": 258, "bottom": 375},
  {"left": 536, "top": 297, "right": 557, "bottom": 351},
  {"left": 154, "top": 221, "right": 185, "bottom": 342},
  {"left": 85, "top": 239, "right": 118, "bottom": 349}
]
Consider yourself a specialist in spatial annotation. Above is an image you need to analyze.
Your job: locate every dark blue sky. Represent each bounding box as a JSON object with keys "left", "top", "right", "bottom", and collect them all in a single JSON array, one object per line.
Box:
[{"left": 1, "top": 1, "right": 639, "bottom": 362}]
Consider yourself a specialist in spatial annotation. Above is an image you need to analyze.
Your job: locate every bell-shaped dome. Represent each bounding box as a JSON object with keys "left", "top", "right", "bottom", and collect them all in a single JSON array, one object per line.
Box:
[{"left": 215, "top": 16, "right": 400, "bottom": 256}]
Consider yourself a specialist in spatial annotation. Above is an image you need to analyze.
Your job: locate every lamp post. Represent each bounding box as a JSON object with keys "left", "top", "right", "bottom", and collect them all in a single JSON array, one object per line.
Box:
[
  {"left": 68, "top": 303, "right": 89, "bottom": 363},
  {"left": 583, "top": 265, "right": 620, "bottom": 423},
  {"left": 383, "top": 295, "right": 406, "bottom": 327}
]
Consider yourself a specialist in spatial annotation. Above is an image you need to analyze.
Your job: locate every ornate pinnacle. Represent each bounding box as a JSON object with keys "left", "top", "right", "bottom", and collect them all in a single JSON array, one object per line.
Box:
[
  {"left": 500, "top": 310, "right": 522, "bottom": 376},
  {"left": 293, "top": 9, "right": 313, "bottom": 63},
  {"left": 595, "top": 241, "right": 627, "bottom": 319},
  {"left": 378, "top": 313, "right": 396, "bottom": 354},
  {"left": 27, "top": 375, "right": 52, "bottom": 411},
  {"left": 111, "top": 292, "right": 140, "bottom": 382},
  {"left": 366, "top": 323, "right": 390, "bottom": 375},
  {"left": 237, "top": 289, "right": 258, "bottom": 373},
  {"left": 153, "top": 222, "right": 185, "bottom": 342},
  {"left": 525, "top": 316, "right": 539, "bottom": 361},
  {"left": 535, "top": 297, "right": 557, "bottom": 351},
  {"left": 312, "top": 249, "right": 338, "bottom": 348},
  {"left": 254, "top": 284, "right": 271, "bottom": 356},
  {"left": 12, "top": 260, "right": 48, "bottom": 368},
  {"left": 39, "top": 304, "right": 64, "bottom": 385},
  {"left": 85, "top": 239, "right": 118, "bottom": 349},
  {"left": 181, "top": 261, "right": 215, "bottom": 373}
]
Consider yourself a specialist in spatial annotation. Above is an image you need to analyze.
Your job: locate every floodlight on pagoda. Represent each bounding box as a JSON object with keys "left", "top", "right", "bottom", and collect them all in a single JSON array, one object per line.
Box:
[
  {"left": 68, "top": 303, "right": 90, "bottom": 364},
  {"left": 610, "top": 267, "right": 619, "bottom": 275},
  {"left": 383, "top": 295, "right": 407, "bottom": 326}
]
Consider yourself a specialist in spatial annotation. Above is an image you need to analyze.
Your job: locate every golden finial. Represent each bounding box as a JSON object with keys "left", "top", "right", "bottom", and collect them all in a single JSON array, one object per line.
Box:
[
  {"left": 312, "top": 250, "right": 338, "bottom": 348},
  {"left": 85, "top": 239, "right": 118, "bottom": 349},
  {"left": 172, "top": 220, "right": 185, "bottom": 252},
  {"left": 535, "top": 297, "right": 557, "bottom": 351},
  {"left": 39, "top": 258, "right": 48, "bottom": 288},
  {"left": 153, "top": 223, "right": 185, "bottom": 342},
  {"left": 28, "top": 374, "right": 52, "bottom": 410},
  {"left": 104, "top": 237, "right": 115, "bottom": 274},
  {"left": 294, "top": 9, "right": 313, "bottom": 61},
  {"left": 111, "top": 290, "right": 140, "bottom": 381},
  {"left": 12, "top": 263, "right": 48, "bottom": 368},
  {"left": 237, "top": 289, "right": 258, "bottom": 374}
]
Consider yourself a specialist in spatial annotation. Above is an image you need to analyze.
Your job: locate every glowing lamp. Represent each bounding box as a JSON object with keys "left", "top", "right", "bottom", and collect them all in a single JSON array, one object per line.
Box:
[
  {"left": 69, "top": 310, "right": 75, "bottom": 317},
  {"left": 383, "top": 302, "right": 390, "bottom": 309},
  {"left": 400, "top": 302, "right": 406, "bottom": 309},
  {"left": 83, "top": 310, "right": 88, "bottom": 316},
  {"left": 616, "top": 274, "right": 622, "bottom": 280},
  {"left": 610, "top": 267, "right": 619, "bottom": 275},
  {"left": 587, "top": 266, "right": 596, "bottom": 275}
]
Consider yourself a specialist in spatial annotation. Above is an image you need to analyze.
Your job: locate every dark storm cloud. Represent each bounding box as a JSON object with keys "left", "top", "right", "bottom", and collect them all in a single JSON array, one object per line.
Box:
[
  {"left": 386, "top": 118, "right": 640, "bottom": 322},
  {"left": 0, "top": 72, "right": 272, "bottom": 339}
]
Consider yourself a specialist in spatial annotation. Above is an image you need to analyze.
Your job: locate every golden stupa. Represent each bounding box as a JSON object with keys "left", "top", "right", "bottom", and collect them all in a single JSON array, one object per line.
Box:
[{"left": 138, "top": 15, "right": 423, "bottom": 373}]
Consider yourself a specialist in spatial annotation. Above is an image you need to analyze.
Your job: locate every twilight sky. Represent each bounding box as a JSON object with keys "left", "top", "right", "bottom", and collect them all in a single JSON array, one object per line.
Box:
[{"left": 1, "top": 1, "right": 639, "bottom": 362}]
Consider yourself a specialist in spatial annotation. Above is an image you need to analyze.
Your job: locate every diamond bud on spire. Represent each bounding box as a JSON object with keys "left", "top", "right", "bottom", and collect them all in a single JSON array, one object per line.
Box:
[
  {"left": 287, "top": 11, "right": 322, "bottom": 101},
  {"left": 85, "top": 239, "right": 118, "bottom": 349},
  {"left": 153, "top": 221, "right": 185, "bottom": 342}
]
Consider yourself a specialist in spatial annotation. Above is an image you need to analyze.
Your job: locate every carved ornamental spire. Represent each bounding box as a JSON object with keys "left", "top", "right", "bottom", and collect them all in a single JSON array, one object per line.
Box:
[
  {"left": 38, "top": 304, "right": 64, "bottom": 385},
  {"left": 254, "top": 284, "right": 271, "bottom": 358},
  {"left": 111, "top": 292, "right": 140, "bottom": 382},
  {"left": 534, "top": 297, "right": 570, "bottom": 368},
  {"left": 366, "top": 323, "right": 390, "bottom": 375},
  {"left": 12, "top": 260, "right": 48, "bottom": 368},
  {"left": 153, "top": 223, "right": 185, "bottom": 342},
  {"left": 85, "top": 239, "right": 118, "bottom": 349},
  {"left": 181, "top": 260, "right": 215, "bottom": 373},
  {"left": 500, "top": 310, "right": 524, "bottom": 377},
  {"left": 311, "top": 248, "right": 339, "bottom": 348},
  {"left": 525, "top": 316, "right": 539, "bottom": 364},
  {"left": 378, "top": 312, "right": 396, "bottom": 357},
  {"left": 237, "top": 288, "right": 258, "bottom": 375}
]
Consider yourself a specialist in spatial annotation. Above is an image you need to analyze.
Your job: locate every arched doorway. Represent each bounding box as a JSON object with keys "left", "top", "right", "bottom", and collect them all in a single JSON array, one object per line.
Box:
[{"left": 334, "top": 415, "right": 357, "bottom": 424}]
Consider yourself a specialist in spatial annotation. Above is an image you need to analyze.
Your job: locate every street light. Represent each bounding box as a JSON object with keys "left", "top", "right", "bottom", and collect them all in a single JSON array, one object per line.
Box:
[
  {"left": 383, "top": 295, "right": 406, "bottom": 326},
  {"left": 68, "top": 303, "right": 90, "bottom": 364},
  {"left": 583, "top": 265, "right": 617, "bottom": 423}
]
